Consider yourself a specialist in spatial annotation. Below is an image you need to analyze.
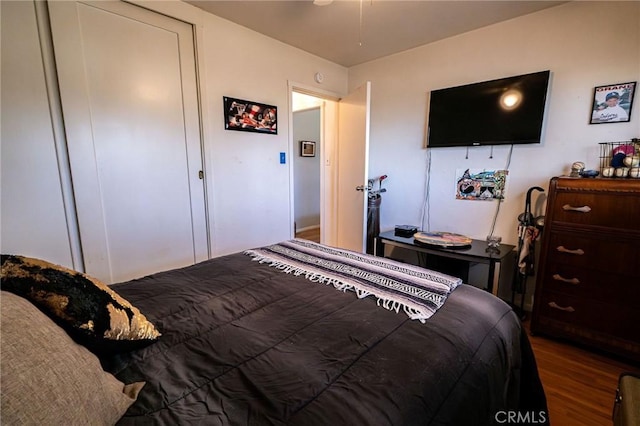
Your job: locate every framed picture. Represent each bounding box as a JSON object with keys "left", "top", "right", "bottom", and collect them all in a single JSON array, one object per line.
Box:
[
  {"left": 223, "top": 96, "right": 277, "bottom": 134},
  {"left": 300, "top": 141, "right": 316, "bottom": 157},
  {"left": 455, "top": 168, "right": 508, "bottom": 201},
  {"left": 590, "top": 81, "right": 636, "bottom": 124}
]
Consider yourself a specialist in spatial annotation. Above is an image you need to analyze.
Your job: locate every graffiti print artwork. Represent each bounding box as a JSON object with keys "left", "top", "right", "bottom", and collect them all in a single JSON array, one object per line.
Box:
[
  {"left": 223, "top": 96, "right": 277, "bottom": 134},
  {"left": 456, "top": 169, "right": 508, "bottom": 201}
]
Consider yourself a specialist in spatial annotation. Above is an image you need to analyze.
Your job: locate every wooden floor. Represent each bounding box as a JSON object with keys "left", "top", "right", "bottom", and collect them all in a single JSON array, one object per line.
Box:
[
  {"left": 524, "top": 319, "right": 638, "bottom": 426},
  {"left": 295, "top": 227, "right": 320, "bottom": 242}
]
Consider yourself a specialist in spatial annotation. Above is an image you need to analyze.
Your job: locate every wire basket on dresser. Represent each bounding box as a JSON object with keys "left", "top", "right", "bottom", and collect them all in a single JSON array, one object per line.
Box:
[{"left": 598, "top": 138, "right": 640, "bottom": 178}]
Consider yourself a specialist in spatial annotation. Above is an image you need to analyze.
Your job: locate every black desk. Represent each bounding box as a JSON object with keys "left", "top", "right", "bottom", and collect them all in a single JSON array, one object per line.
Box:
[{"left": 374, "top": 230, "right": 515, "bottom": 295}]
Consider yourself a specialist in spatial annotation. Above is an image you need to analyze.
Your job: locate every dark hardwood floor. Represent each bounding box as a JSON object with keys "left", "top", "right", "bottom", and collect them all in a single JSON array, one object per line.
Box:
[{"left": 524, "top": 319, "right": 638, "bottom": 426}]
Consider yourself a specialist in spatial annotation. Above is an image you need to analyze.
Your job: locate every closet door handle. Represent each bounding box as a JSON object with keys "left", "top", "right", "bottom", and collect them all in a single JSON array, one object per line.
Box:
[
  {"left": 562, "top": 204, "right": 591, "bottom": 213},
  {"left": 548, "top": 302, "right": 575, "bottom": 312},
  {"left": 557, "top": 246, "right": 585, "bottom": 255},
  {"left": 552, "top": 274, "right": 580, "bottom": 285}
]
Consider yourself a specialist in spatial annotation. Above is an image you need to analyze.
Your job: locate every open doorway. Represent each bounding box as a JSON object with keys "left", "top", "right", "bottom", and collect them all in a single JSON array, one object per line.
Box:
[
  {"left": 290, "top": 88, "right": 339, "bottom": 246},
  {"left": 292, "top": 99, "right": 321, "bottom": 242},
  {"left": 290, "top": 82, "right": 370, "bottom": 251}
]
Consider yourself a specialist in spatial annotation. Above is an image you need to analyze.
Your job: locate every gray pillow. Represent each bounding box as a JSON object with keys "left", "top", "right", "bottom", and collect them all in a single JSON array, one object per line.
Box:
[{"left": 1, "top": 291, "right": 144, "bottom": 425}]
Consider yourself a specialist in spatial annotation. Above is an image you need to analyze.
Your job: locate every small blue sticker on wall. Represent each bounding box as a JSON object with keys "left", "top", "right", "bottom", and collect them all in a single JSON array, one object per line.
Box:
[{"left": 280, "top": 152, "right": 286, "bottom": 164}]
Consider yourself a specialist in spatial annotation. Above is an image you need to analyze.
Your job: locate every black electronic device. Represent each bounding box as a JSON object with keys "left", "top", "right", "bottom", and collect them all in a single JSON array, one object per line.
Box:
[
  {"left": 394, "top": 225, "right": 418, "bottom": 237},
  {"left": 426, "top": 70, "right": 550, "bottom": 148}
]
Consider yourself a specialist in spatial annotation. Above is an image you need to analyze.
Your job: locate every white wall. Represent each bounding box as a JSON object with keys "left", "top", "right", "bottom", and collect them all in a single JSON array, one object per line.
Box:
[
  {"left": 293, "top": 108, "right": 321, "bottom": 230},
  {"left": 0, "top": 1, "right": 74, "bottom": 266},
  {"left": 1, "top": 1, "right": 348, "bottom": 267},
  {"left": 140, "top": 1, "right": 348, "bottom": 256},
  {"left": 3, "top": 0, "right": 638, "bottom": 276},
  {"left": 349, "top": 1, "right": 640, "bottom": 247}
]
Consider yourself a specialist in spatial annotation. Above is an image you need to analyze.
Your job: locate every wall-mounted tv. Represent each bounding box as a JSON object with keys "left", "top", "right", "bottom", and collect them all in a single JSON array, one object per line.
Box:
[{"left": 426, "top": 70, "right": 550, "bottom": 148}]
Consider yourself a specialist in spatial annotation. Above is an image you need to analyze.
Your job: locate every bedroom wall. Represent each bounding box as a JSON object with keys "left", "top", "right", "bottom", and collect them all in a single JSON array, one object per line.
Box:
[
  {"left": 3, "top": 1, "right": 637, "bottom": 282},
  {"left": 135, "top": 1, "right": 349, "bottom": 256},
  {"left": 0, "top": 1, "right": 348, "bottom": 268},
  {"left": 349, "top": 1, "right": 640, "bottom": 248}
]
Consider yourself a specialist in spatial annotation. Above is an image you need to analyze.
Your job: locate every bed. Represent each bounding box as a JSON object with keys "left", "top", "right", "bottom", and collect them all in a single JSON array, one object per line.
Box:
[{"left": 1, "top": 239, "right": 547, "bottom": 425}]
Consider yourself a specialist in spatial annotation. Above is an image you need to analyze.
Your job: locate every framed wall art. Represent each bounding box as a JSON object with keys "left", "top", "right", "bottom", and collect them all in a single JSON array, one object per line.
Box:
[
  {"left": 300, "top": 141, "right": 316, "bottom": 157},
  {"left": 590, "top": 81, "right": 635, "bottom": 124},
  {"left": 455, "top": 168, "right": 508, "bottom": 201},
  {"left": 223, "top": 96, "right": 277, "bottom": 134}
]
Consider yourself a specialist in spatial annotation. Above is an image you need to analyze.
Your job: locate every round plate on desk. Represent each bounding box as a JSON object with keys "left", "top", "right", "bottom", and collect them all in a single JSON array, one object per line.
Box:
[{"left": 414, "top": 231, "right": 472, "bottom": 248}]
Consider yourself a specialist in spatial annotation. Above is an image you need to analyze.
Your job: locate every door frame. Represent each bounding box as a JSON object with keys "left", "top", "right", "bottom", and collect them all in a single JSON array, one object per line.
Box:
[
  {"left": 36, "top": 0, "right": 216, "bottom": 271},
  {"left": 48, "top": 0, "right": 210, "bottom": 282},
  {"left": 288, "top": 81, "right": 340, "bottom": 246}
]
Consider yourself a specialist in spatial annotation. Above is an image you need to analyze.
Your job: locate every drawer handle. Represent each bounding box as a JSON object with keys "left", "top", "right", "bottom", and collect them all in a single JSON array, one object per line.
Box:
[
  {"left": 548, "top": 302, "right": 575, "bottom": 312},
  {"left": 556, "top": 246, "right": 585, "bottom": 255},
  {"left": 552, "top": 274, "right": 580, "bottom": 285},
  {"left": 562, "top": 204, "right": 591, "bottom": 213}
]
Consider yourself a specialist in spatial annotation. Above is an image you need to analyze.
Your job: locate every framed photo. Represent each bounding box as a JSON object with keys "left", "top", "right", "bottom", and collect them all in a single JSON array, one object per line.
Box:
[
  {"left": 300, "top": 141, "right": 316, "bottom": 157},
  {"left": 223, "top": 96, "right": 277, "bottom": 134},
  {"left": 590, "top": 81, "right": 636, "bottom": 124}
]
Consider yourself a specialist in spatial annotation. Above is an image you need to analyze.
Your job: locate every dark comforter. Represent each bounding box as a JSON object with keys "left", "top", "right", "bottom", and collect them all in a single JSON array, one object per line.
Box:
[{"left": 104, "top": 250, "right": 547, "bottom": 425}]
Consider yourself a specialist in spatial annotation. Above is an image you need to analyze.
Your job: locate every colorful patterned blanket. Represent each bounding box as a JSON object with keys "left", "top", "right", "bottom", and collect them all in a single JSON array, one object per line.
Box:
[{"left": 244, "top": 239, "right": 462, "bottom": 322}]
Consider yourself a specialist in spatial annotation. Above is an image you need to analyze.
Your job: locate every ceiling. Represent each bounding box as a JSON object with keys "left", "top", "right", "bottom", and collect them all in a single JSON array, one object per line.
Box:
[{"left": 185, "top": 0, "right": 567, "bottom": 67}]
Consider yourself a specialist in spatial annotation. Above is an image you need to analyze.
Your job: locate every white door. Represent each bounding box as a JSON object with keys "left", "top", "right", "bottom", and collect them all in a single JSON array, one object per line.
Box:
[
  {"left": 336, "top": 82, "right": 371, "bottom": 252},
  {"left": 48, "top": 1, "right": 208, "bottom": 283}
]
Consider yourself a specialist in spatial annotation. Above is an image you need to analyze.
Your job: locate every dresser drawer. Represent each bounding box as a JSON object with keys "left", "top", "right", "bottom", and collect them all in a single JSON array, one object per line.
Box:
[
  {"left": 540, "top": 263, "right": 640, "bottom": 305},
  {"left": 537, "top": 291, "right": 640, "bottom": 341},
  {"left": 533, "top": 177, "right": 640, "bottom": 361},
  {"left": 545, "top": 231, "right": 640, "bottom": 276},
  {"left": 550, "top": 191, "right": 640, "bottom": 231}
]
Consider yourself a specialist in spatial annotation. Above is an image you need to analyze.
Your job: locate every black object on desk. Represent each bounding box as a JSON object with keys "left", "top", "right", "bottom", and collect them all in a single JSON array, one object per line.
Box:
[
  {"left": 394, "top": 225, "right": 418, "bottom": 237},
  {"left": 374, "top": 230, "right": 515, "bottom": 295}
]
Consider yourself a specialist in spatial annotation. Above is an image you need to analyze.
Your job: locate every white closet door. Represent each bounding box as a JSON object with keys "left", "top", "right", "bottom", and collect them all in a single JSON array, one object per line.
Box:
[{"left": 48, "top": 1, "right": 208, "bottom": 283}]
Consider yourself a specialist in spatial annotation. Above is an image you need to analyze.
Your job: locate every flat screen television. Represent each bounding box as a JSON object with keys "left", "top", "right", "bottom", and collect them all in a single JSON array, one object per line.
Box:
[{"left": 426, "top": 70, "right": 550, "bottom": 148}]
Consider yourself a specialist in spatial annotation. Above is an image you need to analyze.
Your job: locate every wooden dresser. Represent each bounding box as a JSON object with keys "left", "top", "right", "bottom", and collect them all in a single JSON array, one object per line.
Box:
[{"left": 531, "top": 177, "right": 640, "bottom": 363}]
